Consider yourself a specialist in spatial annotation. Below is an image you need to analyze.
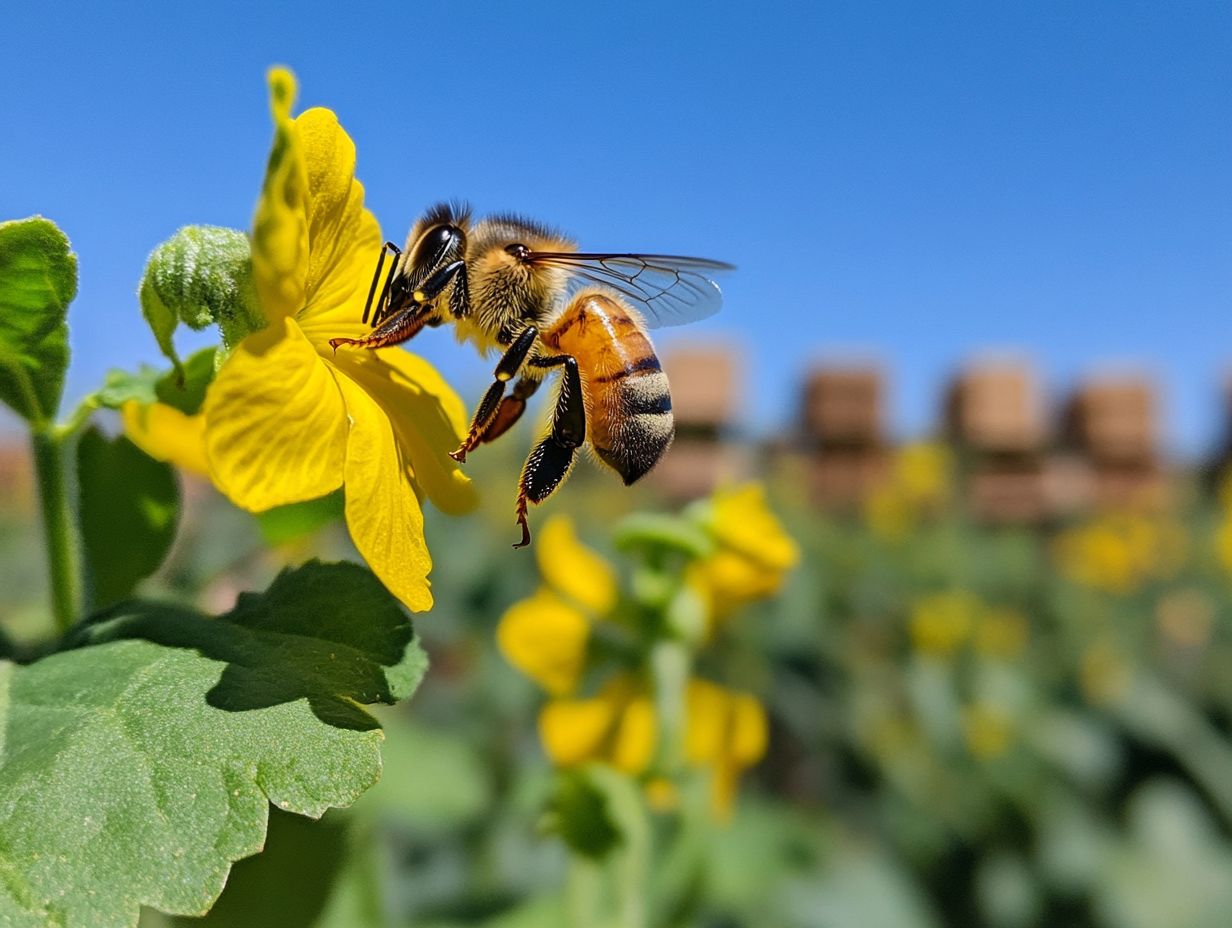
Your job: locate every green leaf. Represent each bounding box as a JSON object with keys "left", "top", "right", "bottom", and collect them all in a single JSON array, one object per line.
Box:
[
  {"left": 97, "top": 347, "right": 218, "bottom": 415},
  {"left": 0, "top": 561, "right": 428, "bottom": 928},
  {"left": 77, "top": 426, "right": 180, "bottom": 608},
  {"left": 255, "top": 491, "right": 345, "bottom": 547},
  {"left": 0, "top": 216, "right": 77, "bottom": 424},
  {"left": 165, "top": 809, "right": 352, "bottom": 928}
]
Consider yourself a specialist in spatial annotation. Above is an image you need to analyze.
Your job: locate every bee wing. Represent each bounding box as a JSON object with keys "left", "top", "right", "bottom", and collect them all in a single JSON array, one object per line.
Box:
[{"left": 525, "top": 252, "right": 733, "bottom": 328}]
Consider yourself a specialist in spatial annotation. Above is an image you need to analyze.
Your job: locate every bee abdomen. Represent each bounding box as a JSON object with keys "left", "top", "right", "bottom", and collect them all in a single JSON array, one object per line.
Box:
[{"left": 593, "top": 370, "right": 674, "bottom": 485}]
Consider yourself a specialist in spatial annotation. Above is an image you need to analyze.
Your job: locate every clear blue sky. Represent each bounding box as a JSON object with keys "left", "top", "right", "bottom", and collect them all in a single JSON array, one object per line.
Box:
[{"left": 2, "top": 1, "right": 1229, "bottom": 453}]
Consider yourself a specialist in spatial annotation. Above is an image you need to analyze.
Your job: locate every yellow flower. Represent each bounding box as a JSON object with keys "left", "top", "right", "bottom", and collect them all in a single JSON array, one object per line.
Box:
[
  {"left": 1081, "top": 640, "right": 1131, "bottom": 706},
  {"left": 894, "top": 441, "right": 952, "bottom": 506},
  {"left": 201, "top": 68, "right": 475, "bottom": 611},
  {"left": 974, "top": 608, "right": 1029, "bottom": 660},
  {"left": 497, "top": 516, "right": 617, "bottom": 695},
  {"left": 684, "top": 679, "right": 768, "bottom": 818},
  {"left": 864, "top": 442, "right": 952, "bottom": 541},
  {"left": 961, "top": 704, "right": 1013, "bottom": 760},
  {"left": 536, "top": 517, "right": 618, "bottom": 615},
  {"left": 688, "top": 483, "right": 799, "bottom": 620},
  {"left": 1155, "top": 588, "right": 1214, "bottom": 649},
  {"left": 497, "top": 588, "right": 590, "bottom": 696},
  {"left": 539, "top": 674, "right": 657, "bottom": 776},
  {"left": 1054, "top": 513, "right": 1184, "bottom": 595},
  {"left": 909, "top": 590, "right": 980, "bottom": 657},
  {"left": 121, "top": 400, "right": 209, "bottom": 477}
]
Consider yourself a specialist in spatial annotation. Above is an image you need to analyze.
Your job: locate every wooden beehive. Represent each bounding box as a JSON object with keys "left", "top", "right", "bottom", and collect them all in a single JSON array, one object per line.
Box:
[
  {"left": 660, "top": 345, "right": 740, "bottom": 433},
  {"left": 811, "top": 448, "right": 888, "bottom": 510},
  {"left": 650, "top": 437, "right": 752, "bottom": 501},
  {"left": 801, "top": 365, "right": 884, "bottom": 449},
  {"left": 1064, "top": 378, "right": 1158, "bottom": 466},
  {"left": 945, "top": 361, "right": 1044, "bottom": 454},
  {"left": 968, "top": 460, "right": 1046, "bottom": 524}
]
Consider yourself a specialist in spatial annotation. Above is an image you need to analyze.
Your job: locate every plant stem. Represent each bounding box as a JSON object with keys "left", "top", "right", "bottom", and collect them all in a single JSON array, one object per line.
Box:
[{"left": 31, "top": 427, "right": 80, "bottom": 632}]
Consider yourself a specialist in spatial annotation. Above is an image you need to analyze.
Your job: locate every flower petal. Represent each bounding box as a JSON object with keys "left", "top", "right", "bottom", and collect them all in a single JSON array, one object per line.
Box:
[
  {"left": 497, "top": 587, "right": 590, "bottom": 695},
  {"left": 684, "top": 678, "right": 728, "bottom": 765},
  {"left": 334, "top": 372, "right": 434, "bottom": 612},
  {"left": 610, "top": 696, "right": 656, "bottom": 775},
  {"left": 728, "top": 692, "right": 768, "bottom": 766},
  {"left": 203, "top": 316, "right": 346, "bottom": 510},
  {"left": 293, "top": 108, "right": 383, "bottom": 333},
  {"left": 537, "top": 517, "right": 618, "bottom": 615},
  {"left": 251, "top": 67, "right": 309, "bottom": 322},
  {"left": 332, "top": 349, "right": 477, "bottom": 515},
  {"left": 539, "top": 696, "right": 619, "bottom": 768},
  {"left": 121, "top": 401, "right": 210, "bottom": 477}
]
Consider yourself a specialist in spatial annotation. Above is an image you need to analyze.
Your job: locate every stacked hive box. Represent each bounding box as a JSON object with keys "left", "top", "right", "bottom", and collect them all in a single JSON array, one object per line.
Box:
[
  {"left": 945, "top": 361, "right": 1047, "bottom": 523},
  {"left": 650, "top": 345, "right": 747, "bottom": 499},
  {"left": 802, "top": 365, "right": 887, "bottom": 508},
  {"left": 1063, "top": 377, "right": 1166, "bottom": 508}
]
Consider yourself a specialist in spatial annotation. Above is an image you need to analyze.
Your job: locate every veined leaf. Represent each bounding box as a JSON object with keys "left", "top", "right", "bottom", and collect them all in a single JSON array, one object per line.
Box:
[
  {"left": 0, "top": 561, "right": 428, "bottom": 928},
  {"left": 0, "top": 217, "right": 77, "bottom": 425},
  {"left": 77, "top": 426, "right": 180, "bottom": 608}
]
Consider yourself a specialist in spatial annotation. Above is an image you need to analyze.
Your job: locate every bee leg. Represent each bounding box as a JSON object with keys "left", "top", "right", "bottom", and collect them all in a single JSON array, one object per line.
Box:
[
  {"left": 408, "top": 259, "right": 472, "bottom": 319},
  {"left": 363, "top": 241, "right": 402, "bottom": 326},
  {"left": 513, "top": 354, "right": 584, "bottom": 548},
  {"left": 480, "top": 376, "right": 541, "bottom": 445},
  {"left": 451, "top": 326, "right": 538, "bottom": 462},
  {"left": 329, "top": 303, "right": 433, "bottom": 352}
]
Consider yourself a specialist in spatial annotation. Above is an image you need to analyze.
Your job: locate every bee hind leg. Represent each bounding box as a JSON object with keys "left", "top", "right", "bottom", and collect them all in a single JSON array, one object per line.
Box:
[
  {"left": 450, "top": 326, "right": 538, "bottom": 462},
  {"left": 512, "top": 354, "right": 584, "bottom": 548}
]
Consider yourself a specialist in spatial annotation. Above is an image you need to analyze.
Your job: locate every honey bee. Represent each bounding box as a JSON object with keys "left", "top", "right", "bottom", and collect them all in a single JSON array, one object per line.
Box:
[{"left": 330, "top": 202, "right": 731, "bottom": 547}]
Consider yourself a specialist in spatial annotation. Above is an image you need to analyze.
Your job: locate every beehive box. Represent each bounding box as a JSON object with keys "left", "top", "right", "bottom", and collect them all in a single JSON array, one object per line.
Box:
[
  {"left": 660, "top": 345, "right": 741, "bottom": 431},
  {"left": 945, "top": 361, "right": 1044, "bottom": 453},
  {"left": 801, "top": 366, "right": 884, "bottom": 449},
  {"left": 1064, "top": 378, "right": 1158, "bottom": 466}
]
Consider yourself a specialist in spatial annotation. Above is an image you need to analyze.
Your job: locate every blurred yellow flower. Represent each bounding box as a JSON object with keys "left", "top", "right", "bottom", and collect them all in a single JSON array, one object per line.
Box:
[
  {"left": 1055, "top": 513, "right": 1185, "bottom": 595},
  {"left": 1215, "top": 514, "right": 1232, "bottom": 574},
  {"left": 894, "top": 441, "right": 952, "bottom": 506},
  {"left": 974, "top": 607, "right": 1029, "bottom": 660},
  {"left": 865, "top": 442, "right": 952, "bottom": 542},
  {"left": 121, "top": 400, "right": 209, "bottom": 477},
  {"left": 909, "top": 590, "right": 980, "bottom": 657},
  {"left": 1155, "top": 588, "right": 1214, "bottom": 649},
  {"left": 689, "top": 483, "right": 799, "bottom": 621},
  {"left": 537, "top": 516, "right": 618, "bottom": 615},
  {"left": 497, "top": 516, "right": 617, "bottom": 695},
  {"left": 497, "top": 588, "right": 591, "bottom": 696},
  {"left": 961, "top": 704, "right": 1013, "bottom": 760},
  {"left": 684, "top": 679, "right": 768, "bottom": 818},
  {"left": 1081, "top": 640, "right": 1131, "bottom": 706},
  {"left": 200, "top": 68, "right": 474, "bottom": 611},
  {"left": 539, "top": 674, "right": 657, "bottom": 776}
]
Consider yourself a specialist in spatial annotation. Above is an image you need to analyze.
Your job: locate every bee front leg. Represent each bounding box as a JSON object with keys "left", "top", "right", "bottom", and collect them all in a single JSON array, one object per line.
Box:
[
  {"left": 514, "top": 354, "right": 584, "bottom": 548},
  {"left": 329, "top": 303, "right": 434, "bottom": 352},
  {"left": 480, "top": 376, "right": 541, "bottom": 445},
  {"left": 451, "top": 326, "right": 539, "bottom": 462}
]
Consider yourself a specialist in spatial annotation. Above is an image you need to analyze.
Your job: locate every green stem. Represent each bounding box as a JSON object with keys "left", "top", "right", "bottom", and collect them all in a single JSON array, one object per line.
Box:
[
  {"left": 31, "top": 427, "right": 80, "bottom": 632},
  {"left": 651, "top": 639, "right": 691, "bottom": 775}
]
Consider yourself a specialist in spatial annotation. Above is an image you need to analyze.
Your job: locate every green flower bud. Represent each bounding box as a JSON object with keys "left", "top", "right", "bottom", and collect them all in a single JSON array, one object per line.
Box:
[{"left": 138, "top": 226, "right": 263, "bottom": 376}]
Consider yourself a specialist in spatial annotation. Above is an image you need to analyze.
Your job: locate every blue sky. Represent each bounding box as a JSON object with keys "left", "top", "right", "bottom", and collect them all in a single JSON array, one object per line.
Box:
[{"left": 2, "top": 1, "right": 1229, "bottom": 453}]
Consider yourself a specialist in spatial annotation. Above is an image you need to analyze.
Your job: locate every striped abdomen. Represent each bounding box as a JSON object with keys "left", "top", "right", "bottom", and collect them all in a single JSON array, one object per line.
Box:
[{"left": 542, "top": 290, "right": 674, "bottom": 484}]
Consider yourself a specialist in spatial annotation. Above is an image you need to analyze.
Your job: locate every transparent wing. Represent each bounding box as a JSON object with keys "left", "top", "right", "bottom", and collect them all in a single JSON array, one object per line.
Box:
[{"left": 525, "top": 252, "right": 733, "bottom": 328}]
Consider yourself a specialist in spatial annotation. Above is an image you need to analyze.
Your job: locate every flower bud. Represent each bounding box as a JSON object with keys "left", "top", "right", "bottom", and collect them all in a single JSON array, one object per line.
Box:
[{"left": 139, "top": 226, "right": 263, "bottom": 374}]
